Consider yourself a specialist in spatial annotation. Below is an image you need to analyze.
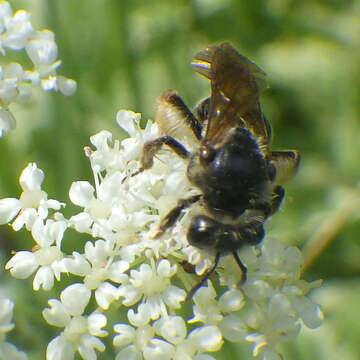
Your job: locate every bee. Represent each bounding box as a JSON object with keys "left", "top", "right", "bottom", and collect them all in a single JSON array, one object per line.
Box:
[{"left": 135, "top": 42, "right": 300, "bottom": 299}]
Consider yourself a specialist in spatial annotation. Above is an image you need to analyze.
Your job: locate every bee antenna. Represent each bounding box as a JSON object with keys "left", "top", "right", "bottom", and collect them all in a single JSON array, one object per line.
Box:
[
  {"left": 232, "top": 251, "right": 247, "bottom": 284},
  {"left": 185, "top": 252, "right": 221, "bottom": 302}
]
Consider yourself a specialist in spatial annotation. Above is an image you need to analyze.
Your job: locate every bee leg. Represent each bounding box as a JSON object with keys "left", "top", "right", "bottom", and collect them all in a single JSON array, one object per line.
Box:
[
  {"left": 185, "top": 251, "right": 221, "bottom": 302},
  {"left": 269, "top": 185, "right": 285, "bottom": 215},
  {"left": 156, "top": 90, "right": 203, "bottom": 140},
  {"left": 232, "top": 250, "right": 248, "bottom": 284},
  {"left": 131, "top": 136, "right": 190, "bottom": 178},
  {"left": 185, "top": 217, "right": 261, "bottom": 300},
  {"left": 153, "top": 194, "right": 201, "bottom": 238},
  {"left": 181, "top": 260, "right": 196, "bottom": 274},
  {"left": 193, "top": 97, "right": 210, "bottom": 124},
  {"left": 231, "top": 218, "right": 265, "bottom": 283}
]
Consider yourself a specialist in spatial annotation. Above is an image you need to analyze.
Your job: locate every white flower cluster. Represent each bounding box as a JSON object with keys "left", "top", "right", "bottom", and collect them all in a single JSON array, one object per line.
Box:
[
  {"left": 1, "top": 110, "right": 323, "bottom": 360},
  {"left": 0, "top": 297, "right": 28, "bottom": 359},
  {"left": 0, "top": 1, "right": 76, "bottom": 137}
]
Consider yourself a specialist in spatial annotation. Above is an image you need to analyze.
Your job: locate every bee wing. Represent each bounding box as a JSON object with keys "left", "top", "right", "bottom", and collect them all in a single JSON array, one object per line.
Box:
[
  {"left": 191, "top": 42, "right": 271, "bottom": 149},
  {"left": 270, "top": 150, "right": 301, "bottom": 184}
]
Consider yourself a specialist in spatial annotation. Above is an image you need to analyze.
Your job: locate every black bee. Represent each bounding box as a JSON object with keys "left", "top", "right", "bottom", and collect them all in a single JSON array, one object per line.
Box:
[{"left": 136, "top": 42, "right": 300, "bottom": 298}]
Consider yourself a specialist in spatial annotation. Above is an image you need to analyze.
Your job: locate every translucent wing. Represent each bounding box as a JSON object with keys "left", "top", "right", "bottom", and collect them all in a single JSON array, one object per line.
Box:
[
  {"left": 270, "top": 150, "right": 301, "bottom": 184},
  {"left": 191, "top": 42, "right": 271, "bottom": 150}
]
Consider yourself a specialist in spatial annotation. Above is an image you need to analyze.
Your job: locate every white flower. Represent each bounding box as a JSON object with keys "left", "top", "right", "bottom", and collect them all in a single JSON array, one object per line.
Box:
[
  {"left": 0, "top": 163, "right": 64, "bottom": 230},
  {"left": 155, "top": 315, "right": 223, "bottom": 357},
  {"left": 114, "top": 322, "right": 174, "bottom": 360},
  {"left": 69, "top": 131, "right": 158, "bottom": 240},
  {"left": 0, "top": 1, "right": 12, "bottom": 32},
  {"left": 43, "top": 284, "right": 107, "bottom": 360},
  {"left": 174, "top": 325, "right": 223, "bottom": 358},
  {"left": 189, "top": 284, "right": 245, "bottom": 325},
  {"left": 69, "top": 180, "right": 113, "bottom": 232},
  {"left": 62, "top": 239, "right": 129, "bottom": 309},
  {"left": 68, "top": 174, "right": 124, "bottom": 238},
  {"left": 1, "top": 108, "right": 323, "bottom": 359},
  {"left": 236, "top": 238, "right": 323, "bottom": 358},
  {"left": 0, "top": 297, "right": 28, "bottom": 359},
  {"left": 118, "top": 259, "right": 186, "bottom": 319},
  {"left": 87, "top": 131, "right": 124, "bottom": 173},
  {"left": 0, "top": 1, "right": 76, "bottom": 136},
  {"left": 116, "top": 109, "right": 159, "bottom": 162},
  {"left": 26, "top": 30, "right": 58, "bottom": 67},
  {"left": 5, "top": 217, "right": 67, "bottom": 290},
  {"left": 56, "top": 76, "right": 77, "bottom": 96},
  {"left": 0, "top": 8, "right": 33, "bottom": 53},
  {"left": 114, "top": 310, "right": 222, "bottom": 360},
  {"left": 0, "top": 297, "right": 15, "bottom": 335},
  {"left": 113, "top": 305, "right": 175, "bottom": 360},
  {"left": 153, "top": 315, "right": 187, "bottom": 345}
]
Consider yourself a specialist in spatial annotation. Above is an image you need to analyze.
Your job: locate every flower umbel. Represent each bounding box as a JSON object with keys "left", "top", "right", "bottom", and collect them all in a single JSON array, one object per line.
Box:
[
  {"left": 2, "top": 109, "right": 323, "bottom": 359},
  {"left": 0, "top": 1, "right": 76, "bottom": 137}
]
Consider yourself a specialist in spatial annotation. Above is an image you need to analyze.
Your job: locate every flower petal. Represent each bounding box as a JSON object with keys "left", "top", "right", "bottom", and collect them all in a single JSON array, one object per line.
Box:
[
  {"left": 43, "top": 299, "right": 70, "bottom": 327},
  {"left": 0, "top": 198, "right": 21, "bottom": 224},
  {"left": 19, "top": 163, "right": 44, "bottom": 191},
  {"left": 46, "top": 334, "right": 75, "bottom": 360},
  {"left": 189, "top": 325, "right": 223, "bottom": 352},
  {"left": 5, "top": 251, "right": 38, "bottom": 279},
  {"left": 116, "top": 110, "right": 141, "bottom": 136},
  {"left": 0, "top": 107, "right": 16, "bottom": 136},
  {"left": 87, "top": 312, "right": 108, "bottom": 337},
  {"left": 60, "top": 283, "right": 91, "bottom": 316},
  {"left": 33, "top": 265, "right": 54, "bottom": 291},
  {"left": 69, "top": 182, "right": 94, "bottom": 207}
]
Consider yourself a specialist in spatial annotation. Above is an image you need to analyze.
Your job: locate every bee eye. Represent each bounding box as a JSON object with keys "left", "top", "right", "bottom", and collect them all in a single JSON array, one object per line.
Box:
[{"left": 200, "top": 146, "right": 215, "bottom": 163}]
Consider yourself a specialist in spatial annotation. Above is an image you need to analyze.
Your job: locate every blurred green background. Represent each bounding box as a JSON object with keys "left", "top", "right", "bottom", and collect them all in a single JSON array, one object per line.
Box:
[{"left": 0, "top": 0, "right": 360, "bottom": 359}]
